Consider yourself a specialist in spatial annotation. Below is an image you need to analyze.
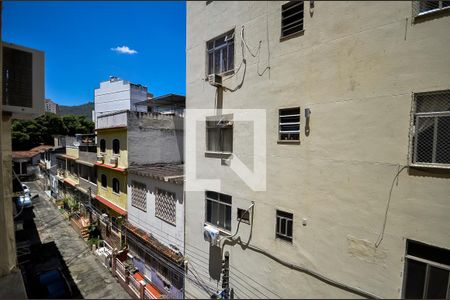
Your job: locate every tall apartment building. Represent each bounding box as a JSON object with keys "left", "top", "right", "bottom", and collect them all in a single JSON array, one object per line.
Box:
[
  {"left": 44, "top": 98, "right": 59, "bottom": 114},
  {"left": 0, "top": 2, "right": 45, "bottom": 293},
  {"left": 185, "top": 1, "right": 450, "bottom": 299},
  {"left": 93, "top": 76, "right": 150, "bottom": 122}
]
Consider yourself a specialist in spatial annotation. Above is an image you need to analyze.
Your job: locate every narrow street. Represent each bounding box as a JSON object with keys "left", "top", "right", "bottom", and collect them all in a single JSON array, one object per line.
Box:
[{"left": 17, "top": 180, "right": 131, "bottom": 299}]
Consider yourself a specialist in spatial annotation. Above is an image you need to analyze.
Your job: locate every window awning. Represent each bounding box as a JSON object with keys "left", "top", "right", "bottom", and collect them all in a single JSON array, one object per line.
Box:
[{"left": 95, "top": 195, "right": 127, "bottom": 216}]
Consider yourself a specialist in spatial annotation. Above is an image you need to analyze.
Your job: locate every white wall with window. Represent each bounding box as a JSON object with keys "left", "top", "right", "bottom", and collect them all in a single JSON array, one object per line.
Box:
[
  {"left": 127, "top": 173, "right": 184, "bottom": 252},
  {"left": 206, "top": 29, "right": 234, "bottom": 75}
]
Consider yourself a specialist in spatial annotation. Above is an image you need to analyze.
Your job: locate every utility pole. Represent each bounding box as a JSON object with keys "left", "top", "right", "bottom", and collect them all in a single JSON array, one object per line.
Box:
[{"left": 221, "top": 251, "right": 230, "bottom": 299}]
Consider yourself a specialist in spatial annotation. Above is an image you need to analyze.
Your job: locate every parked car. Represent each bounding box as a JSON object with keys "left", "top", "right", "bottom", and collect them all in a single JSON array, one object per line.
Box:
[{"left": 34, "top": 268, "right": 73, "bottom": 299}]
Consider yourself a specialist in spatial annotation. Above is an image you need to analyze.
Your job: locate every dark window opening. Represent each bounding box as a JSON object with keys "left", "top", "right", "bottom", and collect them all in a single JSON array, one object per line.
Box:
[
  {"left": 281, "top": 1, "right": 304, "bottom": 39},
  {"left": 112, "top": 139, "right": 120, "bottom": 155},
  {"left": 101, "top": 174, "right": 107, "bottom": 188},
  {"left": 206, "top": 116, "right": 233, "bottom": 153},
  {"left": 100, "top": 139, "right": 106, "bottom": 153},
  {"left": 237, "top": 208, "right": 251, "bottom": 224},
  {"left": 403, "top": 239, "right": 450, "bottom": 299},
  {"left": 112, "top": 178, "right": 120, "bottom": 194},
  {"left": 279, "top": 107, "right": 300, "bottom": 141},
  {"left": 2, "top": 46, "right": 33, "bottom": 107},
  {"left": 205, "top": 191, "right": 232, "bottom": 231},
  {"left": 276, "top": 210, "right": 293, "bottom": 242}
]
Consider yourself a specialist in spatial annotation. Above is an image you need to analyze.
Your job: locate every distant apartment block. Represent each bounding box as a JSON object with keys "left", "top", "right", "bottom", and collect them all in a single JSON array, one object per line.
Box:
[
  {"left": 185, "top": 1, "right": 450, "bottom": 299},
  {"left": 44, "top": 98, "right": 59, "bottom": 114},
  {"left": 93, "top": 76, "right": 151, "bottom": 122}
]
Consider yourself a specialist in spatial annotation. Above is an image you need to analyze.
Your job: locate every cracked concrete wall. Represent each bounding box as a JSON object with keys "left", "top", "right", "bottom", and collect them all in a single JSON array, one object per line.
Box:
[{"left": 185, "top": 1, "right": 450, "bottom": 299}]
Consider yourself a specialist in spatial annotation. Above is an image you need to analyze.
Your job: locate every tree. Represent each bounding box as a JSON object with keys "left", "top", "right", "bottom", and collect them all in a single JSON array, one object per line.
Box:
[{"left": 11, "top": 112, "right": 95, "bottom": 151}]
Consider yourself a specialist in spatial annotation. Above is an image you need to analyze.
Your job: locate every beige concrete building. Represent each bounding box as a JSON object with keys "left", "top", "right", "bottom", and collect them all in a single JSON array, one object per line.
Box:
[{"left": 185, "top": 1, "right": 450, "bottom": 299}]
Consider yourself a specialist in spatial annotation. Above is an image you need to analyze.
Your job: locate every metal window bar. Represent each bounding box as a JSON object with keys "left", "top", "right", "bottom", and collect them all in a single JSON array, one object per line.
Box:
[
  {"left": 279, "top": 108, "right": 300, "bottom": 140},
  {"left": 276, "top": 212, "right": 293, "bottom": 241},
  {"left": 281, "top": 1, "right": 304, "bottom": 37},
  {"left": 205, "top": 193, "right": 232, "bottom": 230},
  {"left": 129, "top": 275, "right": 142, "bottom": 297},
  {"left": 404, "top": 255, "right": 450, "bottom": 299},
  {"left": 282, "top": 1, "right": 303, "bottom": 14},
  {"left": 411, "top": 90, "right": 450, "bottom": 167},
  {"left": 413, "top": 0, "right": 450, "bottom": 17},
  {"left": 207, "top": 31, "right": 234, "bottom": 75}
]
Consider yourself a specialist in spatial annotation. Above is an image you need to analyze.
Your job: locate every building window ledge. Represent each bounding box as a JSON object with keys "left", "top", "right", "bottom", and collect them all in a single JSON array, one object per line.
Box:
[
  {"left": 205, "top": 151, "right": 233, "bottom": 159},
  {"left": 277, "top": 140, "right": 300, "bottom": 145},
  {"left": 414, "top": 6, "right": 450, "bottom": 22},
  {"left": 204, "top": 222, "right": 231, "bottom": 236}
]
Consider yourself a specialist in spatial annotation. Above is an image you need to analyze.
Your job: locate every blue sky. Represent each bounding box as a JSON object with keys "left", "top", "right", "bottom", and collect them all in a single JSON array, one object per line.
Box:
[{"left": 2, "top": 1, "right": 186, "bottom": 106}]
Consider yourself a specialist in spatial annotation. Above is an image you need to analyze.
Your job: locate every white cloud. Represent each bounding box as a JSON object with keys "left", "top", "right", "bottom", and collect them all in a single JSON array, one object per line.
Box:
[{"left": 110, "top": 45, "right": 138, "bottom": 55}]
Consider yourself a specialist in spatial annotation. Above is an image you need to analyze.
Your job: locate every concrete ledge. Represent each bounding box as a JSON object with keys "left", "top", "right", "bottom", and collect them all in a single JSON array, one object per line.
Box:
[{"left": 0, "top": 269, "right": 27, "bottom": 299}]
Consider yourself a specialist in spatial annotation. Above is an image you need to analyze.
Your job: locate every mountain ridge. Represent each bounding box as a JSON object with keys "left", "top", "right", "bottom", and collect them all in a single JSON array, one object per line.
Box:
[{"left": 58, "top": 101, "right": 94, "bottom": 119}]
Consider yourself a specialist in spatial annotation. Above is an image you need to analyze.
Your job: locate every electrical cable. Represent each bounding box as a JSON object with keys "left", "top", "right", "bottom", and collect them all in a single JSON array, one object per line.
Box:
[
  {"left": 13, "top": 169, "right": 26, "bottom": 219},
  {"left": 375, "top": 164, "right": 408, "bottom": 248}
]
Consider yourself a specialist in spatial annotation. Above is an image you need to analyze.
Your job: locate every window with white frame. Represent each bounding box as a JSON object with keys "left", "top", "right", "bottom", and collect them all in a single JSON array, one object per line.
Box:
[
  {"left": 206, "top": 115, "right": 233, "bottom": 153},
  {"left": 206, "top": 30, "right": 234, "bottom": 75},
  {"left": 205, "top": 191, "right": 232, "bottom": 231},
  {"left": 281, "top": 1, "right": 304, "bottom": 39},
  {"left": 276, "top": 210, "right": 293, "bottom": 242},
  {"left": 402, "top": 239, "right": 450, "bottom": 299},
  {"left": 155, "top": 188, "right": 176, "bottom": 225},
  {"left": 279, "top": 107, "right": 300, "bottom": 141},
  {"left": 131, "top": 181, "right": 147, "bottom": 212},
  {"left": 413, "top": 1, "right": 450, "bottom": 17},
  {"left": 411, "top": 90, "right": 450, "bottom": 167}
]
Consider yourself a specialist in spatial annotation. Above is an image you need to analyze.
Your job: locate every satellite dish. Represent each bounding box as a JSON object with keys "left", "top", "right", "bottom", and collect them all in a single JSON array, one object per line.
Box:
[{"left": 73, "top": 141, "right": 80, "bottom": 147}]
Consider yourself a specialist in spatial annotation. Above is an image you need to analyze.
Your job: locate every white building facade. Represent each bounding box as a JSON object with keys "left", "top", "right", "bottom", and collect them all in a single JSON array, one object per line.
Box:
[
  {"left": 93, "top": 77, "right": 149, "bottom": 122},
  {"left": 185, "top": 1, "right": 450, "bottom": 299}
]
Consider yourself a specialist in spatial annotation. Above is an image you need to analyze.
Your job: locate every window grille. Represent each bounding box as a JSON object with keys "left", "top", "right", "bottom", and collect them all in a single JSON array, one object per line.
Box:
[
  {"left": 206, "top": 30, "right": 234, "bottom": 75},
  {"left": 276, "top": 210, "right": 293, "bottom": 242},
  {"left": 206, "top": 115, "right": 233, "bottom": 153},
  {"left": 205, "top": 191, "right": 232, "bottom": 231},
  {"left": 412, "top": 1, "right": 450, "bottom": 17},
  {"left": 155, "top": 188, "right": 176, "bottom": 225},
  {"left": 279, "top": 107, "right": 300, "bottom": 141},
  {"left": 411, "top": 90, "right": 450, "bottom": 167},
  {"left": 281, "top": 1, "right": 304, "bottom": 38},
  {"left": 131, "top": 181, "right": 147, "bottom": 212},
  {"left": 403, "top": 239, "right": 450, "bottom": 299}
]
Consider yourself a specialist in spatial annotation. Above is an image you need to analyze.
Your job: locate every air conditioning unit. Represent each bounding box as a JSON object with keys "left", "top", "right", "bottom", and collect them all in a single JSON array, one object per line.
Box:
[
  {"left": 208, "top": 74, "right": 222, "bottom": 87},
  {"left": 2, "top": 42, "right": 45, "bottom": 119},
  {"left": 110, "top": 156, "right": 118, "bottom": 167},
  {"left": 203, "top": 224, "right": 220, "bottom": 246}
]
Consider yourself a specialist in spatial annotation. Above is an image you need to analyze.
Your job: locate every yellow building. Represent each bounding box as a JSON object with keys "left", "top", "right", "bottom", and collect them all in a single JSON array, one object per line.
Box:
[{"left": 95, "top": 126, "right": 128, "bottom": 222}]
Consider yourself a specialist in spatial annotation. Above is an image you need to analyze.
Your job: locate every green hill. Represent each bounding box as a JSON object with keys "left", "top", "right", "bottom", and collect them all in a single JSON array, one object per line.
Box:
[{"left": 59, "top": 102, "right": 94, "bottom": 119}]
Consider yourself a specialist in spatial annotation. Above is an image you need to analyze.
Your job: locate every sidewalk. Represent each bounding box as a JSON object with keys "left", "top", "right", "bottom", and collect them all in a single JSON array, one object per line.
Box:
[{"left": 23, "top": 181, "right": 131, "bottom": 299}]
